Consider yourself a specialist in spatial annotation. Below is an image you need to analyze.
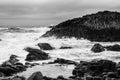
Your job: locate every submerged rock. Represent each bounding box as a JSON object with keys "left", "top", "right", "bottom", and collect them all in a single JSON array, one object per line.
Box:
[
  {"left": 91, "top": 43, "right": 105, "bottom": 53},
  {"left": 37, "top": 43, "right": 54, "bottom": 50},
  {"left": 24, "top": 47, "right": 50, "bottom": 61}
]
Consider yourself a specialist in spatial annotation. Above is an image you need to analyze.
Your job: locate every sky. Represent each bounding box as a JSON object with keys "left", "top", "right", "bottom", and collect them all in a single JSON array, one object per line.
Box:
[{"left": 0, "top": 0, "right": 120, "bottom": 26}]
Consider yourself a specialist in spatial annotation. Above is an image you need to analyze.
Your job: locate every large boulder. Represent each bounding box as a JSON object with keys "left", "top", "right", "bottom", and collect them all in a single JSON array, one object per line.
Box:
[
  {"left": 27, "top": 71, "right": 43, "bottom": 80},
  {"left": 24, "top": 47, "right": 50, "bottom": 61},
  {"left": 72, "top": 60, "right": 116, "bottom": 77},
  {"left": 105, "top": 44, "right": 120, "bottom": 51},
  {"left": 91, "top": 43, "right": 105, "bottom": 53},
  {"left": 37, "top": 43, "right": 54, "bottom": 50}
]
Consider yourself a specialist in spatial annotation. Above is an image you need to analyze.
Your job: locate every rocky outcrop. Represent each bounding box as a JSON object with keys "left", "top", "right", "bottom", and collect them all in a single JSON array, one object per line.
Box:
[
  {"left": 37, "top": 43, "right": 54, "bottom": 50},
  {"left": 43, "top": 11, "right": 120, "bottom": 42},
  {"left": 91, "top": 43, "right": 105, "bottom": 53},
  {"left": 24, "top": 47, "right": 50, "bottom": 61},
  {"left": 5, "top": 59, "right": 120, "bottom": 80}
]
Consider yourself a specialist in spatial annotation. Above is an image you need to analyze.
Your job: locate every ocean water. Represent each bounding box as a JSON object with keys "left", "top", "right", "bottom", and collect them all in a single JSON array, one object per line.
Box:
[{"left": 0, "top": 27, "right": 120, "bottom": 78}]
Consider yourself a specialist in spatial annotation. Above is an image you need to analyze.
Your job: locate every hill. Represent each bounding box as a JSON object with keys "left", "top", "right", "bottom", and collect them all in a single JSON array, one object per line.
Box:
[{"left": 42, "top": 11, "right": 120, "bottom": 42}]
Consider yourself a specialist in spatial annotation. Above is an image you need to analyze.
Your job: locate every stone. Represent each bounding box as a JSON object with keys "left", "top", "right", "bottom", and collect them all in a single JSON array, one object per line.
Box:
[
  {"left": 91, "top": 43, "right": 105, "bottom": 53},
  {"left": 24, "top": 47, "right": 50, "bottom": 61},
  {"left": 27, "top": 71, "right": 43, "bottom": 80},
  {"left": 37, "top": 43, "right": 54, "bottom": 50}
]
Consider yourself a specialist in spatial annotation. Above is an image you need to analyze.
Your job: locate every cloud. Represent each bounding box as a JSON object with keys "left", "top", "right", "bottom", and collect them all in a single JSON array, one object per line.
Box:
[{"left": 0, "top": 0, "right": 120, "bottom": 26}]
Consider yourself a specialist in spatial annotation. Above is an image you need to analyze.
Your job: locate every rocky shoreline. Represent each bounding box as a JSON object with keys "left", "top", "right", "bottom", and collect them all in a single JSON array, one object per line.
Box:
[{"left": 0, "top": 43, "right": 120, "bottom": 80}]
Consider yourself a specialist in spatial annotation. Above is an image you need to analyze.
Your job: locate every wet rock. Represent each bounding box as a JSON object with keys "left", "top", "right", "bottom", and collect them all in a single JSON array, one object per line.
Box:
[
  {"left": 27, "top": 71, "right": 43, "bottom": 80},
  {"left": 37, "top": 43, "right": 54, "bottom": 50},
  {"left": 24, "top": 47, "right": 50, "bottom": 61},
  {"left": 11, "top": 76, "right": 26, "bottom": 80},
  {"left": 0, "top": 55, "right": 26, "bottom": 76},
  {"left": 48, "top": 58, "right": 77, "bottom": 65},
  {"left": 60, "top": 46, "right": 72, "bottom": 49},
  {"left": 91, "top": 43, "right": 105, "bottom": 53},
  {"left": 106, "top": 72, "right": 118, "bottom": 78},
  {"left": 57, "top": 75, "right": 65, "bottom": 80},
  {"left": 105, "top": 44, "right": 120, "bottom": 51},
  {"left": 73, "top": 60, "right": 116, "bottom": 77}
]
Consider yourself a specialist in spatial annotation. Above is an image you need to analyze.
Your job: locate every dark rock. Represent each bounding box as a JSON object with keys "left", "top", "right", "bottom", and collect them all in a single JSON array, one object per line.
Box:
[
  {"left": 91, "top": 43, "right": 105, "bottom": 53},
  {"left": 86, "top": 77, "right": 94, "bottom": 80},
  {"left": 0, "top": 55, "right": 26, "bottom": 76},
  {"left": 43, "top": 76, "right": 54, "bottom": 80},
  {"left": 37, "top": 43, "right": 54, "bottom": 50},
  {"left": 57, "top": 75, "right": 65, "bottom": 80},
  {"left": 73, "top": 60, "right": 116, "bottom": 77},
  {"left": 11, "top": 76, "right": 26, "bottom": 80},
  {"left": 60, "top": 46, "right": 72, "bottom": 49},
  {"left": 106, "top": 72, "right": 118, "bottom": 78},
  {"left": 105, "top": 44, "right": 120, "bottom": 51},
  {"left": 42, "top": 11, "right": 120, "bottom": 42},
  {"left": 27, "top": 71, "right": 43, "bottom": 80},
  {"left": 24, "top": 47, "right": 50, "bottom": 61},
  {"left": 48, "top": 58, "right": 77, "bottom": 65}
]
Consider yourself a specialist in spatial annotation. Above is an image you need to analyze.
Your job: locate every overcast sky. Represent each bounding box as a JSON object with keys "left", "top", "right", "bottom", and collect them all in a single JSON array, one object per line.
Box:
[{"left": 0, "top": 0, "right": 120, "bottom": 26}]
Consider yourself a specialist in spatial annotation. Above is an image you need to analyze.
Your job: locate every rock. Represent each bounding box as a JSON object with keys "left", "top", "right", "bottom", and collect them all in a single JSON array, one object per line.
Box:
[
  {"left": 105, "top": 44, "right": 120, "bottom": 51},
  {"left": 48, "top": 58, "right": 77, "bottom": 65},
  {"left": 60, "top": 46, "right": 72, "bottom": 49},
  {"left": 11, "top": 76, "right": 26, "bottom": 80},
  {"left": 73, "top": 60, "right": 116, "bottom": 77},
  {"left": 42, "top": 11, "right": 120, "bottom": 42},
  {"left": 106, "top": 72, "right": 118, "bottom": 78},
  {"left": 24, "top": 47, "right": 50, "bottom": 61},
  {"left": 91, "top": 43, "right": 105, "bottom": 53},
  {"left": 37, "top": 43, "right": 54, "bottom": 50},
  {"left": 57, "top": 75, "right": 65, "bottom": 80},
  {"left": 0, "top": 55, "right": 26, "bottom": 76},
  {"left": 27, "top": 71, "right": 43, "bottom": 80}
]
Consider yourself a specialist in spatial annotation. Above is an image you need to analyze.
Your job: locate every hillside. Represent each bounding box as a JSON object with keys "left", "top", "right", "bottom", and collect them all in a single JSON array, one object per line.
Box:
[{"left": 42, "top": 11, "right": 120, "bottom": 42}]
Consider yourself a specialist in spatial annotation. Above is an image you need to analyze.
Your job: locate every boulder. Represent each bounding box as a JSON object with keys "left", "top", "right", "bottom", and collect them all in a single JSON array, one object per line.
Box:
[
  {"left": 91, "top": 43, "right": 105, "bottom": 53},
  {"left": 27, "top": 71, "right": 43, "bottom": 80},
  {"left": 24, "top": 47, "right": 50, "bottom": 61},
  {"left": 37, "top": 43, "right": 54, "bottom": 50},
  {"left": 0, "top": 55, "right": 26, "bottom": 76},
  {"left": 105, "top": 44, "right": 120, "bottom": 51},
  {"left": 72, "top": 60, "right": 116, "bottom": 77}
]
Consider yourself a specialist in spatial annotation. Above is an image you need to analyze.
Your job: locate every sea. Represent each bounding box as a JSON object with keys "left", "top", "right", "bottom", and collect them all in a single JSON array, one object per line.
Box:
[{"left": 0, "top": 26, "right": 120, "bottom": 78}]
